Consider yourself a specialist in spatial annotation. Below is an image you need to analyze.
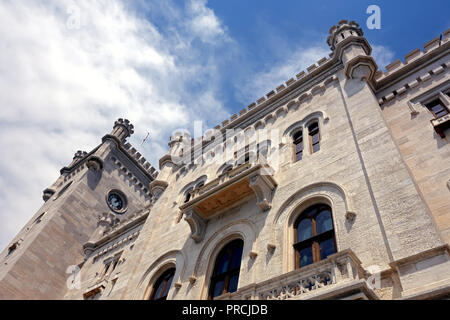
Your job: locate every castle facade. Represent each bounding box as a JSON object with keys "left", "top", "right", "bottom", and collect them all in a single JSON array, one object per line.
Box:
[{"left": 1, "top": 20, "right": 450, "bottom": 300}]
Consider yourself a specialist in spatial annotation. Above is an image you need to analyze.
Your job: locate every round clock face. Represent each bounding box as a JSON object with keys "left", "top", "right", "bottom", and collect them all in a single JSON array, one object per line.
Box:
[{"left": 107, "top": 192, "right": 126, "bottom": 213}]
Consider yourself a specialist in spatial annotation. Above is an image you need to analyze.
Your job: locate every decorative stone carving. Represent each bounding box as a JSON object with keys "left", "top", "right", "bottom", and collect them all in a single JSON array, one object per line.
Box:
[
  {"left": 345, "top": 211, "right": 357, "bottom": 222},
  {"left": 344, "top": 55, "right": 378, "bottom": 82},
  {"left": 42, "top": 188, "right": 55, "bottom": 202},
  {"left": 216, "top": 250, "right": 373, "bottom": 300},
  {"left": 188, "top": 276, "right": 197, "bottom": 284},
  {"left": 249, "top": 174, "right": 276, "bottom": 211},
  {"left": 86, "top": 155, "right": 104, "bottom": 171},
  {"left": 407, "top": 101, "right": 420, "bottom": 116},
  {"left": 184, "top": 209, "right": 207, "bottom": 243}
]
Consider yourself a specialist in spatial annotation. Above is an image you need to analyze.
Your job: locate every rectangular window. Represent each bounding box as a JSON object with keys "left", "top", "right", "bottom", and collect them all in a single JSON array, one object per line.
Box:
[
  {"left": 308, "top": 123, "right": 320, "bottom": 154},
  {"left": 293, "top": 131, "right": 303, "bottom": 162},
  {"left": 426, "top": 99, "right": 449, "bottom": 119}
]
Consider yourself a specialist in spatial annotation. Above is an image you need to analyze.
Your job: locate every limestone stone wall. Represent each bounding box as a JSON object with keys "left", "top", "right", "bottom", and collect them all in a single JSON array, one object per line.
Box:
[
  {"left": 0, "top": 141, "right": 151, "bottom": 299},
  {"left": 378, "top": 54, "right": 450, "bottom": 244},
  {"left": 113, "top": 64, "right": 445, "bottom": 300}
]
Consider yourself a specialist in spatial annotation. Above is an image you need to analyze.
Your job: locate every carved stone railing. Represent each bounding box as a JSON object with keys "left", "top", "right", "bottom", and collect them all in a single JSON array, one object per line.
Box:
[
  {"left": 216, "top": 250, "right": 373, "bottom": 300},
  {"left": 180, "top": 158, "right": 277, "bottom": 242}
]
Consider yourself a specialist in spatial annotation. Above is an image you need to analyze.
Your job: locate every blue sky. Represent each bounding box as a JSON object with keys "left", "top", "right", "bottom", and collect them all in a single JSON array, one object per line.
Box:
[
  {"left": 208, "top": 0, "right": 450, "bottom": 111},
  {"left": 0, "top": 0, "right": 448, "bottom": 250}
]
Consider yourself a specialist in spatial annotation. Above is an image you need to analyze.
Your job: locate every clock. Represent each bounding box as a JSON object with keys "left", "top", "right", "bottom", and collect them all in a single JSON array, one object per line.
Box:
[{"left": 106, "top": 190, "right": 127, "bottom": 214}]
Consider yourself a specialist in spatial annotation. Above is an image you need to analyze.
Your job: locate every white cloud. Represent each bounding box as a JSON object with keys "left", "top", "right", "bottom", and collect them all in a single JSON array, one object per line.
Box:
[
  {"left": 237, "top": 43, "right": 330, "bottom": 104},
  {"left": 372, "top": 44, "right": 395, "bottom": 71},
  {"left": 187, "top": 0, "right": 227, "bottom": 43},
  {"left": 0, "top": 0, "right": 231, "bottom": 250}
]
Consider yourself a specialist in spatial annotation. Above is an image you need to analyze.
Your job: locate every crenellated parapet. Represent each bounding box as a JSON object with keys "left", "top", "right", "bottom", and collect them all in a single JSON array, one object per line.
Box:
[
  {"left": 121, "top": 142, "right": 158, "bottom": 180},
  {"left": 375, "top": 28, "right": 450, "bottom": 105},
  {"left": 83, "top": 208, "right": 150, "bottom": 258},
  {"left": 102, "top": 119, "right": 159, "bottom": 184},
  {"left": 327, "top": 20, "right": 364, "bottom": 51},
  {"left": 112, "top": 118, "right": 134, "bottom": 142}
]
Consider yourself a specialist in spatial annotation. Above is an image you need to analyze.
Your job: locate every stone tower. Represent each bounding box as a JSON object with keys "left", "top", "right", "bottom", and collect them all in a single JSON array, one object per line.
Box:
[{"left": 0, "top": 119, "right": 157, "bottom": 299}]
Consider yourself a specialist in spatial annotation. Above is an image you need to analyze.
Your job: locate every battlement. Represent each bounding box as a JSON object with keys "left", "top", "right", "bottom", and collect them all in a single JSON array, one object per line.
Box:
[
  {"left": 327, "top": 20, "right": 364, "bottom": 51},
  {"left": 375, "top": 28, "right": 450, "bottom": 82},
  {"left": 122, "top": 142, "right": 158, "bottom": 180},
  {"left": 73, "top": 150, "right": 88, "bottom": 160},
  {"left": 114, "top": 118, "right": 134, "bottom": 134},
  {"left": 192, "top": 23, "right": 450, "bottom": 143},
  {"left": 375, "top": 28, "right": 450, "bottom": 105}
]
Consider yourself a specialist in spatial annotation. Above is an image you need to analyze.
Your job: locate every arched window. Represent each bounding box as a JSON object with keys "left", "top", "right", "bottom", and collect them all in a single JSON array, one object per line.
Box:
[
  {"left": 293, "top": 130, "right": 303, "bottom": 162},
  {"left": 294, "top": 204, "right": 336, "bottom": 269},
  {"left": 223, "top": 165, "right": 233, "bottom": 174},
  {"left": 196, "top": 181, "right": 205, "bottom": 189},
  {"left": 149, "top": 268, "right": 175, "bottom": 300},
  {"left": 209, "top": 239, "right": 244, "bottom": 299},
  {"left": 184, "top": 188, "right": 193, "bottom": 203},
  {"left": 308, "top": 122, "right": 320, "bottom": 154},
  {"left": 257, "top": 140, "right": 271, "bottom": 159},
  {"left": 425, "top": 99, "right": 449, "bottom": 119}
]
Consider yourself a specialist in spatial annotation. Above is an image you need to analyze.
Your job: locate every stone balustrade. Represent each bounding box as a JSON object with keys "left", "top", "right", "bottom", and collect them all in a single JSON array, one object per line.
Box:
[{"left": 216, "top": 249, "right": 375, "bottom": 300}]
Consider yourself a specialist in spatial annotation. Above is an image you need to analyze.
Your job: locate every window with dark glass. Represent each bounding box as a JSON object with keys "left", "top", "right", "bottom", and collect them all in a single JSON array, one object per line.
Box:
[
  {"left": 149, "top": 268, "right": 175, "bottom": 300},
  {"left": 209, "top": 239, "right": 243, "bottom": 299},
  {"left": 293, "top": 131, "right": 303, "bottom": 162},
  {"left": 294, "top": 204, "right": 336, "bottom": 269},
  {"left": 184, "top": 188, "right": 193, "bottom": 203},
  {"left": 196, "top": 181, "right": 205, "bottom": 189},
  {"left": 223, "top": 165, "right": 233, "bottom": 174},
  {"left": 308, "top": 123, "right": 320, "bottom": 154},
  {"left": 425, "top": 99, "right": 449, "bottom": 119}
]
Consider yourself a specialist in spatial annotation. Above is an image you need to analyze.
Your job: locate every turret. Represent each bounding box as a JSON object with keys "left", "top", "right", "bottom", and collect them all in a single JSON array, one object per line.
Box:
[
  {"left": 110, "top": 118, "right": 134, "bottom": 142},
  {"left": 328, "top": 20, "right": 378, "bottom": 82},
  {"left": 168, "top": 131, "right": 191, "bottom": 157}
]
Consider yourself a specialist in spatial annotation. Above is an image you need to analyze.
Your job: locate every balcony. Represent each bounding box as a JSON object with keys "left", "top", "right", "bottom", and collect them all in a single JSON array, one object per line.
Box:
[
  {"left": 180, "top": 158, "right": 277, "bottom": 242},
  {"left": 430, "top": 113, "right": 450, "bottom": 138},
  {"left": 216, "top": 250, "right": 379, "bottom": 300}
]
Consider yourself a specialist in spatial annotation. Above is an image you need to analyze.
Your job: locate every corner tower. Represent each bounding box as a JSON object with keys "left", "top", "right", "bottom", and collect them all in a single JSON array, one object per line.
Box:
[
  {"left": 0, "top": 119, "right": 157, "bottom": 299},
  {"left": 328, "top": 20, "right": 378, "bottom": 83}
]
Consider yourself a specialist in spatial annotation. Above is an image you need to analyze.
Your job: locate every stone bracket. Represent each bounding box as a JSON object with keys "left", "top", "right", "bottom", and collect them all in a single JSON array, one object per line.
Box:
[
  {"left": 344, "top": 55, "right": 378, "bottom": 82},
  {"left": 184, "top": 208, "right": 207, "bottom": 243},
  {"left": 87, "top": 155, "right": 104, "bottom": 171},
  {"left": 42, "top": 188, "right": 56, "bottom": 202},
  {"left": 249, "top": 174, "right": 276, "bottom": 211}
]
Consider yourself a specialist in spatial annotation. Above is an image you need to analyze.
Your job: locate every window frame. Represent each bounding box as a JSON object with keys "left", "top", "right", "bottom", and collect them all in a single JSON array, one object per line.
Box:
[
  {"left": 293, "top": 204, "right": 336, "bottom": 269},
  {"left": 184, "top": 188, "right": 193, "bottom": 203},
  {"left": 425, "top": 98, "right": 449, "bottom": 119},
  {"left": 149, "top": 268, "right": 176, "bottom": 301},
  {"left": 208, "top": 239, "right": 244, "bottom": 300},
  {"left": 308, "top": 122, "right": 321, "bottom": 154},
  {"left": 292, "top": 130, "right": 304, "bottom": 162}
]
